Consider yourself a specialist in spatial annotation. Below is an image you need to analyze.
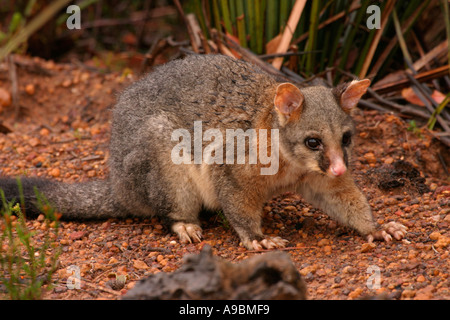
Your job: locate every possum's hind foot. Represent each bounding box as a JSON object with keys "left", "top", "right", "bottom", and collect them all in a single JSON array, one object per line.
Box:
[{"left": 172, "top": 222, "right": 203, "bottom": 244}]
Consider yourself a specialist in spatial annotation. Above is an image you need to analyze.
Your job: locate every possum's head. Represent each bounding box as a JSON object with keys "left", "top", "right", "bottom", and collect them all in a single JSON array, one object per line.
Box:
[{"left": 273, "top": 79, "right": 370, "bottom": 178}]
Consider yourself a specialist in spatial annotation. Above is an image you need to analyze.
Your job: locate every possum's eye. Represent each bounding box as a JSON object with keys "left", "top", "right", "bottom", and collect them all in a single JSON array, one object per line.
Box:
[
  {"left": 342, "top": 131, "right": 352, "bottom": 146},
  {"left": 305, "top": 138, "right": 322, "bottom": 150}
]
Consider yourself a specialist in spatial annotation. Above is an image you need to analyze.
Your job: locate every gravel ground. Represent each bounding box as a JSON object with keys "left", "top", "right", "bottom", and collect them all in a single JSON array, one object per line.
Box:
[{"left": 0, "top": 56, "right": 448, "bottom": 300}]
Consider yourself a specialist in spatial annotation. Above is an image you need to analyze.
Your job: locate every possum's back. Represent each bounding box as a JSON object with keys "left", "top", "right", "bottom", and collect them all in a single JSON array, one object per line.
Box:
[{"left": 113, "top": 54, "right": 276, "bottom": 128}]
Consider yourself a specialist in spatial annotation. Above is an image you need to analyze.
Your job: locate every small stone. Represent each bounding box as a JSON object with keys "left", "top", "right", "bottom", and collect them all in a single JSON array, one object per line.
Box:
[
  {"left": 62, "top": 79, "right": 72, "bottom": 87},
  {"left": 133, "top": 259, "right": 149, "bottom": 270},
  {"left": 416, "top": 275, "right": 426, "bottom": 282},
  {"left": 408, "top": 250, "right": 418, "bottom": 259},
  {"left": 101, "top": 221, "right": 111, "bottom": 230},
  {"left": 434, "top": 236, "right": 450, "bottom": 249},
  {"left": 70, "top": 231, "right": 86, "bottom": 240},
  {"left": 0, "top": 88, "right": 12, "bottom": 108},
  {"left": 384, "top": 197, "right": 398, "bottom": 205},
  {"left": 361, "top": 242, "right": 376, "bottom": 253},
  {"left": 49, "top": 168, "right": 61, "bottom": 177},
  {"left": 384, "top": 157, "right": 394, "bottom": 164},
  {"left": 414, "top": 286, "right": 434, "bottom": 300},
  {"left": 283, "top": 205, "right": 297, "bottom": 212},
  {"left": 402, "top": 289, "right": 416, "bottom": 299},
  {"left": 80, "top": 72, "right": 90, "bottom": 82},
  {"left": 39, "top": 128, "right": 50, "bottom": 136},
  {"left": 342, "top": 266, "right": 357, "bottom": 274},
  {"left": 109, "top": 257, "right": 119, "bottom": 264},
  {"left": 348, "top": 287, "right": 363, "bottom": 299},
  {"left": 25, "top": 83, "right": 35, "bottom": 95},
  {"left": 159, "top": 259, "right": 168, "bottom": 267},
  {"left": 429, "top": 231, "right": 441, "bottom": 240},
  {"left": 318, "top": 238, "right": 330, "bottom": 247},
  {"left": 363, "top": 152, "right": 377, "bottom": 164},
  {"left": 28, "top": 137, "right": 40, "bottom": 147},
  {"left": 299, "top": 265, "right": 317, "bottom": 276}
]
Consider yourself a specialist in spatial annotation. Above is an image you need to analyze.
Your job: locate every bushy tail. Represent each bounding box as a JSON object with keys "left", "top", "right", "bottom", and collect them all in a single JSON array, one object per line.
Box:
[{"left": 0, "top": 177, "right": 125, "bottom": 220}]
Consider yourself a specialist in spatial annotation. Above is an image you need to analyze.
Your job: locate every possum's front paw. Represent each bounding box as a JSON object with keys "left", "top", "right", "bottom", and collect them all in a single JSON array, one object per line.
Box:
[
  {"left": 243, "top": 236, "right": 289, "bottom": 250},
  {"left": 172, "top": 222, "right": 203, "bottom": 244},
  {"left": 367, "top": 222, "right": 408, "bottom": 243}
]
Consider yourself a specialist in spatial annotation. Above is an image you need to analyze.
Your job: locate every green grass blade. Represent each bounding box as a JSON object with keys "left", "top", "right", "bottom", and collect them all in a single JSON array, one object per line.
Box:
[
  {"left": 304, "top": 0, "right": 321, "bottom": 75},
  {"left": 0, "top": 0, "right": 72, "bottom": 61},
  {"left": 279, "top": 0, "right": 290, "bottom": 34},
  {"left": 235, "top": 0, "right": 247, "bottom": 47},
  {"left": 254, "top": 0, "right": 266, "bottom": 54},
  {"left": 235, "top": 0, "right": 248, "bottom": 48},
  {"left": 266, "top": 0, "right": 279, "bottom": 41},
  {"left": 212, "top": 0, "right": 223, "bottom": 38},
  {"left": 338, "top": 0, "right": 371, "bottom": 75},
  {"left": 245, "top": 0, "right": 256, "bottom": 52},
  {"left": 220, "top": 0, "right": 233, "bottom": 34},
  {"left": 392, "top": 8, "right": 413, "bottom": 68},
  {"left": 428, "top": 93, "right": 450, "bottom": 130}
]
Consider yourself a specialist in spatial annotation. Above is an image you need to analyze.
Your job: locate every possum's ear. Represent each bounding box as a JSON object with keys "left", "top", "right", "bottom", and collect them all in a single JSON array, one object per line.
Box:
[
  {"left": 334, "top": 79, "right": 371, "bottom": 113},
  {"left": 274, "top": 83, "right": 304, "bottom": 124}
]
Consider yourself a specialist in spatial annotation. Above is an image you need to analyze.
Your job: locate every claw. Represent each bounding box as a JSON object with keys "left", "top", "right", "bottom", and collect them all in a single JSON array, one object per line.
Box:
[
  {"left": 367, "top": 222, "right": 408, "bottom": 243},
  {"left": 172, "top": 222, "right": 203, "bottom": 244},
  {"left": 249, "top": 236, "right": 289, "bottom": 250}
]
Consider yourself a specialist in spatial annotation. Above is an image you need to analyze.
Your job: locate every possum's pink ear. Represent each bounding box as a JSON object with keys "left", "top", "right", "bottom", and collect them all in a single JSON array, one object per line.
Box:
[
  {"left": 339, "top": 79, "right": 371, "bottom": 113},
  {"left": 274, "top": 83, "right": 304, "bottom": 124}
]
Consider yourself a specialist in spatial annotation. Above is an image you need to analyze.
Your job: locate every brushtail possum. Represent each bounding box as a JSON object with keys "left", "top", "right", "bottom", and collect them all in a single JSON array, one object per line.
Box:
[{"left": 0, "top": 54, "right": 407, "bottom": 249}]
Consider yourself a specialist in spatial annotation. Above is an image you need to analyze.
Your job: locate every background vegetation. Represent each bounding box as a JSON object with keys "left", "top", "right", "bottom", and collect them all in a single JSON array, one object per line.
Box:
[{"left": 0, "top": 0, "right": 449, "bottom": 300}]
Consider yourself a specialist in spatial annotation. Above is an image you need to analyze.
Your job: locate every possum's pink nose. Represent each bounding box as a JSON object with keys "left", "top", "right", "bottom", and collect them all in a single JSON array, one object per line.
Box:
[{"left": 329, "top": 153, "right": 347, "bottom": 177}]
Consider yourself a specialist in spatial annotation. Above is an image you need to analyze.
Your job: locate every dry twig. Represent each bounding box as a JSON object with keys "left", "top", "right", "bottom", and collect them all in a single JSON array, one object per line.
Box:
[{"left": 272, "top": 0, "right": 307, "bottom": 70}]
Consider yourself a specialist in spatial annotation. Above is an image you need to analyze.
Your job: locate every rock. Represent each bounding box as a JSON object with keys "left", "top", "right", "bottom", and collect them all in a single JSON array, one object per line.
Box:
[
  {"left": 0, "top": 88, "right": 12, "bottom": 108},
  {"left": 49, "top": 168, "right": 60, "bottom": 177},
  {"left": 348, "top": 287, "right": 364, "bottom": 299},
  {"left": 123, "top": 245, "right": 307, "bottom": 300},
  {"left": 69, "top": 231, "right": 86, "bottom": 240},
  {"left": 429, "top": 231, "right": 441, "bottom": 240},
  {"left": 133, "top": 259, "right": 149, "bottom": 270},
  {"left": 402, "top": 289, "right": 416, "bottom": 299},
  {"left": 62, "top": 79, "right": 72, "bottom": 87},
  {"left": 25, "top": 84, "right": 35, "bottom": 95},
  {"left": 434, "top": 236, "right": 450, "bottom": 249},
  {"left": 416, "top": 275, "right": 426, "bottom": 282},
  {"left": 299, "top": 265, "right": 317, "bottom": 276},
  {"left": 342, "top": 266, "right": 357, "bottom": 274},
  {"left": 283, "top": 205, "right": 297, "bottom": 212},
  {"left": 317, "top": 238, "right": 330, "bottom": 246},
  {"left": 39, "top": 128, "right": 50, "bottom": 136},
  {"left": 414, "top": 286, "right": 434, "bottom": 300},
  {"left": 28, "top": 137, "right": 40, "bottom": 147},
  {"left": 323, "top": 245, "right": 332, "bottom": 254},
  {"left": 361, "top": 242, "right": 376, "bottom": 253},
  {"left": 364, "top": 152, "right": 377, "bottom": 164}
]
